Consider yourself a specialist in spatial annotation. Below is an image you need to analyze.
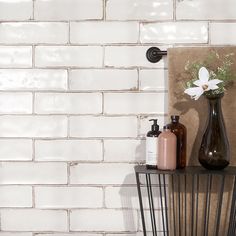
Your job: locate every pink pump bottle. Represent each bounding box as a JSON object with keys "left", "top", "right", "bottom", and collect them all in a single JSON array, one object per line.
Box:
[{"left": 158, "top": 126, "right": 177, "bottom": 170}]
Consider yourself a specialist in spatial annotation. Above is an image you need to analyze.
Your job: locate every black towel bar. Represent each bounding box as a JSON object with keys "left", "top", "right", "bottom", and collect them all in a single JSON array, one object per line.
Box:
[{"left": 146, "top": 47, "right": 167, "bottom": 63}]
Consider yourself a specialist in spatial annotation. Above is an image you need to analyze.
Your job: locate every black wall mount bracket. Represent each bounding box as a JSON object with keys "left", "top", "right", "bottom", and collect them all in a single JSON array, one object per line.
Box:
[{"left": 146, "top": 47, "right": 167, "bottom": 63}]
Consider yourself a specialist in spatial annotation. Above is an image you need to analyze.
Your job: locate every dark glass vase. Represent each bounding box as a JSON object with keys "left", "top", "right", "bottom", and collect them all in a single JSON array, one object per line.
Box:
[{"left": 199, "top": 93, "right": 230, "bottom": 170}]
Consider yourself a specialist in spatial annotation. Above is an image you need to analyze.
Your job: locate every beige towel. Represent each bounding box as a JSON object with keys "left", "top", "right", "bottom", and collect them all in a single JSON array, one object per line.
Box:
[
  {"left": 168, "top": 46, "right": 236, "bottom": 166},
  {"left": 167, "top": 47, "right": 236, "bottom": 236}
]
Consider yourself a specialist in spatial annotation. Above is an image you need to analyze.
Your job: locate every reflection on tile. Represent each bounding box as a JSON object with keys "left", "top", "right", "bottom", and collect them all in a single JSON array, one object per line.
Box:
[
  {"left": 141, "top": 22, "right": 208, "bottom": 43},
  {"left": 0, "top": 116, "right": 67, "bottom": 138},
  {"left": 69, "top": 69, "right": 138, "bottom": 91},
  {"left": 70, "top": 22, "right": 138, "bottom": 44},
  {"left": 0, "top": 69, "right": 67, "bottom": 91},
  {"left": 177, "top": 0, "right": 236, "bottom": 20},
  {"left": 35, "top": 46, "right": 103, "bottom": 68},
  {"left": 35, "top": 0, "right": 103, "bottom": 20},
  {"left": 107, "top": 0, "right": 173, "bottom": 20},
  {"left": 35, "top": 93, "right": 102, "bottom": 114},
  {"left": 0, "top": 22, "right": 68, "bottom": 44}
]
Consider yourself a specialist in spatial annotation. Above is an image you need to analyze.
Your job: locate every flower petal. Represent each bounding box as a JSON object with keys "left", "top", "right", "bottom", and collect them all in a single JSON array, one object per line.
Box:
[
  {"left": 208, "top": 84, "right": 219, "bottom": 90},
  {"left": 193, "top": 79, "right": 204, "bottom": 87},
  {"left": 207, "top": 79, "right": 223, "bottom": 90},
  {"left": 208, "top": 79, "right": 223, "bottom": 85},
  {"left": 184, "top": 87, "right": 204, "bottom": 100},
  {"left": 198, "top": 67, "right": 209, "bottom": 83}
]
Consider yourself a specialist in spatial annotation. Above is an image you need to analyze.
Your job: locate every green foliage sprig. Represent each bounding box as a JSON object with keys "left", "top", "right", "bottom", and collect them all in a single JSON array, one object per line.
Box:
[{"left": 184, "top": 50, "right": 236, "bottom": 96}]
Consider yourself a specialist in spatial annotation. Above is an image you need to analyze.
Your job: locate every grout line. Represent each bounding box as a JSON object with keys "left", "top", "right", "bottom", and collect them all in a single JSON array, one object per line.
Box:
[
  {"left": 67, "top": 209, "right": 71, "bottom": 232},
  {"left": 32, "top": 186, "right": 35, "bottom": 208},
  {"left": 68, "top": 21, "right": 71, "bottom": 45},
  {"left": 32, "top": 0, "right": 35, "bottom": 21},
  {"left": 102, "top": 139, "right": 105, "bottom": 162},
  {"left": 173, "top": 0, "right": 177, "bottom": 21},
  {"left": 103, "top": 0, "right": 106, "bottom": 20},
  {"left": 32, "top": 138, "right": 36, "bottom": 161}
]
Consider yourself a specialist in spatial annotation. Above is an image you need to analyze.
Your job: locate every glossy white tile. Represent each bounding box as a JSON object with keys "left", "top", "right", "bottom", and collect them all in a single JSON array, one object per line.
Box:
[
  {"left": 70, "top": 22, "right": 139, "bottom": 44},
  {"left": 35, "top": 140, "right": 103, "bottom": 161},
  {"left": 0, "top": 186, "right": 32, "bottom": 207},
  {"left": 37, "top": 234, "right": 102, "bottom": 236},
  {"left": 35, "top": 0, "right": 103, "bottom": 20},
  {"left": 0, "top": 115, "right": 67, "bottom": 138},
  {"left": 0, "top": 139, "right": 32, "bottom": 161},
  {"left": 0, "top": 69, "right": 67, "bottom": 91},
  {"left": 0, "top": 162, "right": 67, "bottom": 184},
  {"left": 35, "top": 46, "right": 103, "bottom": 68},
  {"left": 35, "top": 93, "right": 102, "bottom": 114},
  {"left": 104, "top": 139, "right": 145, "bottom": 162},
  {"left": 0, "top": 93, "right": 32, "bottom": 114},
  {"left": 105, "top": 46, "right": 167, "bottom": 68},
  {"left": 35, "top": 187, "right": 103, "bottom": 208},
  {"left": 69, "top": 69, "right": 138, "bottom": 91},
  {"left": 0, "top": 46, "right": 32, "bottom": 68},
  {"left": 0, "top": 22, "right": 68, "bottom": 44},
  {"left": 70, "top": 209, "right": 137, "bottom": 231},
  {"left": 1, "top": 209, "right": 67, "bottom": 231},
  {"left": 176, "top": 0, "right": 236, "bottom": 20},
  {"left": 104, "top": 92, "right": 167, "bottom": 114},
  {"left": 210, "top": 23, "right": 236, "bottom": 45},
  {"left": 70, "top": 116, "right": 138, "bottom": 138},
  {"left": 70, "top": 163, "right": 136, "bottom": 184},
  {"left": 139, "top": 69, "right": 168, "bottom": 91},
  {"left": 140, "top": 22, "right": 208, "bottom": 44},
  {"left": 106, "top": 0, "right": 173, "bottom": 20},
  {"left": 0, "top": 0, "right": 32, "bottom": 21}
]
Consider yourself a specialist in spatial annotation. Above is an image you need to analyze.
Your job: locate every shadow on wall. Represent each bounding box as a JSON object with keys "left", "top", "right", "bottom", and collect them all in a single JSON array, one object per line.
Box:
[
  {"left": 118, "top": 141, "right": 144, "bottom": 233},
  {"left": 118, "top": 57, "right": 168, "bottom": 233}
]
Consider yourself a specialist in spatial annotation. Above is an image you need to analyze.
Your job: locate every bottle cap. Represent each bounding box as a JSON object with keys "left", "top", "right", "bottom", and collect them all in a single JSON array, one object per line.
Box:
[
  {"left": 163, "top": 125, "right": 170, "bottom": 130},
  {"left": 149, "top": 119, "right": 159, "bottom": 132},
  {"left": 171, "top": 115, "right": 180, "bottom": 122}
]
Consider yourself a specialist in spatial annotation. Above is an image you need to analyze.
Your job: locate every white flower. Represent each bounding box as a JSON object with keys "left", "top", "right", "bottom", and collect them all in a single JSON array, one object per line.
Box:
[{"left": 184, "top": 67, "right": 223, "bottom": 100}]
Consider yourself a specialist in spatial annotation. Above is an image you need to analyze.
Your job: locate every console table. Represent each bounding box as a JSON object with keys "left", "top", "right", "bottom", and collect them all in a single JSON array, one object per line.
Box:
[{"left": 135, "top": 165, "right": 236, "bottom": 236}]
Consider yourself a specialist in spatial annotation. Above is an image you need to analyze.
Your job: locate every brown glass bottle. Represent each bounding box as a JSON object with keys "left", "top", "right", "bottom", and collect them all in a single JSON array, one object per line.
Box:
[{"left": 167, "top": 115, "right": 187, "bottom": 169}]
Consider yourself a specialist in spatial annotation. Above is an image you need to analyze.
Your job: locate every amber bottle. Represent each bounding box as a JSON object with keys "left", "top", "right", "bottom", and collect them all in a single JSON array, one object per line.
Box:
[{"left": 167, "top": 115, "right": 187, "bottom": 169}]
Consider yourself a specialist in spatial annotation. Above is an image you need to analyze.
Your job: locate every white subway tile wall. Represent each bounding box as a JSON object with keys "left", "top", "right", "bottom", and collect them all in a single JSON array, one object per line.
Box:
[{"left": 0, "top": 0, "right": 233, "bottom": 235}]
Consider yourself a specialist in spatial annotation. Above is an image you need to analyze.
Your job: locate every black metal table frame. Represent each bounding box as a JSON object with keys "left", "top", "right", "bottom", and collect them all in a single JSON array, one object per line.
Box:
[{"left": 135, "top": 165, "right": 236, "bottom": 236}]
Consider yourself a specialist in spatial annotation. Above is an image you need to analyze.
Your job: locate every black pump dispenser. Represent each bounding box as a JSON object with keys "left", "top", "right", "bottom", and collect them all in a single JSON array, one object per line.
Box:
[
  {"left": 149, "top": 119, "right": 159, "bottom": 132},
  {"left": 146, "top": 119, "right": 162, "bottom": 169}
]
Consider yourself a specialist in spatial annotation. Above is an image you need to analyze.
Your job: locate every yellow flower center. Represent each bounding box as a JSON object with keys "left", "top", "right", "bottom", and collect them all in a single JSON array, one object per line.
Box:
[{"left": 202, "top": 84, "right": 209, "bottom": 91}]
